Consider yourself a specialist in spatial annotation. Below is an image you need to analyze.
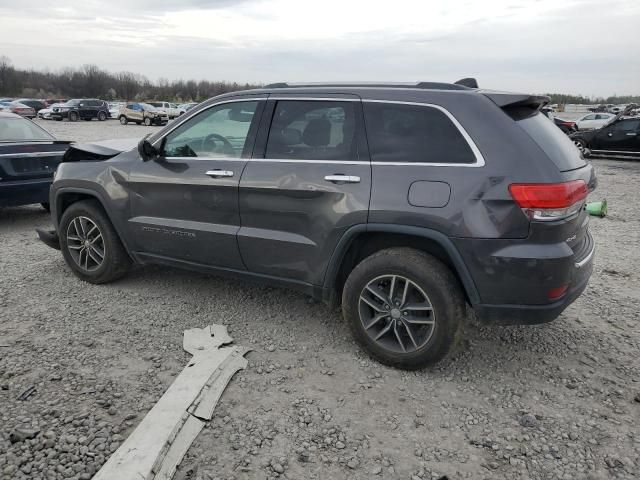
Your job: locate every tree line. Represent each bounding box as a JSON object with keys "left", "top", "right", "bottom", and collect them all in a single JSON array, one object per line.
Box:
[
  {"left": 0, "top": 57, "right": 259, "bottom": 102},
  {"left": 1, "top": 57, "right": 638, "bottom": 104}
]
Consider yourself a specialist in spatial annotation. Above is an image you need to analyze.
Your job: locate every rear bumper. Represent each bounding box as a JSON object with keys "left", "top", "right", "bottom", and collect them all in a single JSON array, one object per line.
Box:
[
  {"left": 0, "top": 178, "right": 52, "bottom": 207},
  {"left": 473, "top": 264, "right": 592, "bottom": 325},
  {"left": 457, "top": 231, "right": 595, "bottom": 325}
]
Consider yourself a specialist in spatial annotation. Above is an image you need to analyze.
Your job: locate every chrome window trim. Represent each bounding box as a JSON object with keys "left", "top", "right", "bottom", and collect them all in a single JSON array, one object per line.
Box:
[
  {"left": 363, "top": 99, "right": 485, "bottom": 167},
  {"left": 157, "top": 97, "right": 485, "bottom": 168},
  {"left": 151, "top": 97, "right": 267, "bottom": 148}
]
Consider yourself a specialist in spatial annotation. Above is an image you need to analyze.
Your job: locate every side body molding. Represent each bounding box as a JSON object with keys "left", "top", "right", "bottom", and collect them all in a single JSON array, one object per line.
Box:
[{"left": 323, "top": 223, "right": 481, "bottom": 305}]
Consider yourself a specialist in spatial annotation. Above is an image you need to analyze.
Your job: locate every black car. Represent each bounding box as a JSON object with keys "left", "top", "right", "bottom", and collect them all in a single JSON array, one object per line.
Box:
[
  {"left": 571, "top": 116, "right": 640, "bottom": 154},
  {"left": 0, "top": 112, "right": 69, "bottom": 210},
  {"left": 38, "top": 80, "right": 596, "bottom": 369},
  {"left": 50, "top": 99, "right": 110, "bottom": 122}
]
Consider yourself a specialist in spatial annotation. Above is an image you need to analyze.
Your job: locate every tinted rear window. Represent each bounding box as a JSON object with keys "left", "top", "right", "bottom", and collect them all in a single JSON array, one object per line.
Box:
[
  {"left": 363, "top": 103, "right": 476, "bottom": 164},
  {"left": 517, "top": 113, "right": 586, "bottom": 171}
]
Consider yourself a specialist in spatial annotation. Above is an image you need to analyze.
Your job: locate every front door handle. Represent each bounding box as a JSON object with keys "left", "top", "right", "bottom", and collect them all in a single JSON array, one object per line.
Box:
[
  {"left": 324, "top": 174, "right": 360, "bottom": 184},
  {"left": 626, "top": 132, "right": 637, "bottom": 136},
  {"left": 206, "top": 170, "right": 234, "bottom": 178}
]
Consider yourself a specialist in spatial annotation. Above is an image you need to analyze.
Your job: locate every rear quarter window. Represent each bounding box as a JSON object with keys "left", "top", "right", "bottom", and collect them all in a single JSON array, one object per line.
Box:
[
  {"left": 517, "top": 113, "right": 586, "bottom": 171},
  {"left": 363, "top": 103, "right": 476, "bottom": 164}
]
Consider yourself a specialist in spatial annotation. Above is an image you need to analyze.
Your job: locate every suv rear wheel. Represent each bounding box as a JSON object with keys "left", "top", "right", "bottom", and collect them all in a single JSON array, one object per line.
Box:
[
  {"left": 59, "top": 200, "right": 131, "bottom": 284},
  {"left": 119, "top": 116, "right": 128, "bottom": 125},
  {"left": 342, "top": 248, "right": 464, "bottom": 369},
  {"left": 97, "top": 111, "right": 107, "bottom": 121}
]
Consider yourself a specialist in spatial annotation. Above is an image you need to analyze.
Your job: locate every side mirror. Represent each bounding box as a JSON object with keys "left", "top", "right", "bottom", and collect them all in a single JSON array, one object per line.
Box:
[{"left": 138, "top": 136, "right": 159, "bottom": 162}]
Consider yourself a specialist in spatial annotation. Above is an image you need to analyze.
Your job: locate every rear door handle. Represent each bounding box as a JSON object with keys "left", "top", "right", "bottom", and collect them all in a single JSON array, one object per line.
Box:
[
  {"left": 324, "top": 174, "right": 360, "bottom": 184},
  {"left": 206, "top": 170, "right": 234, "bottom": 178},
  {"left": 625, "top": 132, "right": 637, "bottom": 136}
]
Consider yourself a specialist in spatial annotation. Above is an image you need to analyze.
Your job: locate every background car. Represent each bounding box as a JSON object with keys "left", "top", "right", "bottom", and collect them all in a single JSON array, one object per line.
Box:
[
  {"left": 571, "top": 116, "right": 640, "bottom": 153},
  {"left": 14, "top": 98, "right": 47, "bottom": 113},
  {"left": 118, "top": 103, "right": 168, "bottom": 126},
  {"left": 0, "top": 101, "right": 36, "bottom": 118},
  {"left": 50, "top": 99, "right": 110, "bottom": 122},
  {"left": 575, "top": 113, "right": 614, "bottom": 130},
  {"left": 38, "top": 103, "right": 66, "bottom": 120},
  {"left": 147, "top": 101, "right": 184, "bottom": 119},
  {"left": 0, "top": 112, "right": 69, "bottom": 210},
  {"left": 541, "top": 108, "right": 576, "bottom": 134},
  {"left": 179, "top": 102, "right": 198, "bottom": 111},
  {"left": 108, "top": 102, "right": 125, "bottom": 119}
]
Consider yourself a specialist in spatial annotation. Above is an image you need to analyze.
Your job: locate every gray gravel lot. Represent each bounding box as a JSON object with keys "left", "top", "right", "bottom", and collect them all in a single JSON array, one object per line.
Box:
[{"left": 1, "top": 119, "right": 639, "bottom": 480}]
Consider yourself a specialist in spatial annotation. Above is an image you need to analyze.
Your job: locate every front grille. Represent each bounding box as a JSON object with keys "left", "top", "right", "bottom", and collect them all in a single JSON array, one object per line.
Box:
[{"left": 572, "top": 231, "right": 593, "bottom": 263}]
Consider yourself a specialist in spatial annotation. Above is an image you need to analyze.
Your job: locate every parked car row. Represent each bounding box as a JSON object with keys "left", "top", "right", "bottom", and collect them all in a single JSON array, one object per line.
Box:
[{"left": 571, "top": 105, "right": 640, "bottom": 154}]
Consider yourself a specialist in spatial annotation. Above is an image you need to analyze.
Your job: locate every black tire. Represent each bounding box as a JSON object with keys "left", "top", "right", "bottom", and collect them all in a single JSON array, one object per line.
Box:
[
  {"left": 144, "top": 117, "right": 152, "bottom": 126},
  {"left": 97, "top": 111, "right": 107, "bottom": 121},
  {"left": 59, "top": 200, "right": 131, "bottom": 284},
  {"left": 119, "top": 116, "right": 128, "bottom": 125},
  {"left": 573, "top": 138, "right": 587, "bottom": 151},
  {"left": 342, "top": 248, "right": 465, "bottom": 369},
  {"left": 68, "top": 111, "right": 78, "bottom": 122},
  {"left": 41, "top": 202, "right": 50, "bottom": 212}
]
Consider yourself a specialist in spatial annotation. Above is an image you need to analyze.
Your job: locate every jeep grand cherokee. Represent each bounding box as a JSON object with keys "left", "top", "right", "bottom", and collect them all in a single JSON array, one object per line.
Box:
[{"left": 37, "top": 79, "right": 596, "bottom": 369}]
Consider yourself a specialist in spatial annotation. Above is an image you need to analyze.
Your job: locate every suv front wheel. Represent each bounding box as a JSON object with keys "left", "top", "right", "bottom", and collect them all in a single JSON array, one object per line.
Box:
[
  {"left": 342, "top": 248, "right": 464, "bottom": 369},
  {"left": 59, "top": 200, "right": 131, "bottom": 284}
]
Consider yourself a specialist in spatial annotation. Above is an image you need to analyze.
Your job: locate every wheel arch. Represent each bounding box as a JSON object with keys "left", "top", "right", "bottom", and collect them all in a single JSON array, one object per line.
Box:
[
  {"left": 54, "top": 187, "right": 134, "bottom": 257},
  {"left": 323, "top": 224, "right": 480, "bottom": 307}
]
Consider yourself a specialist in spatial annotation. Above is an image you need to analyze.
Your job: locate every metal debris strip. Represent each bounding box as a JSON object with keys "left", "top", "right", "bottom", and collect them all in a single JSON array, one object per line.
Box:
[{"left": 93, "top": 324, "right": 250, "bottom": 480}]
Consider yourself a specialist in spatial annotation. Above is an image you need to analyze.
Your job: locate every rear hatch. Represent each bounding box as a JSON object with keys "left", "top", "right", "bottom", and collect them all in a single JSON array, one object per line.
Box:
[
  {"left": 486, "top": 91, "right": 596, "bottom": 277},
  {"left": 0, "top": 141, "right": 70, "bottom": 182}
]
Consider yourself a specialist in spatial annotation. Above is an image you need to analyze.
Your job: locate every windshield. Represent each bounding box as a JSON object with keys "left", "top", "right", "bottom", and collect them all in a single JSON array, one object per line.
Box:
[
  {"left": 517, "top": 113, "right": 586, "bottom": 171},
  {"left": 0, "top": 117, "right": 55, "bottom": 141}
]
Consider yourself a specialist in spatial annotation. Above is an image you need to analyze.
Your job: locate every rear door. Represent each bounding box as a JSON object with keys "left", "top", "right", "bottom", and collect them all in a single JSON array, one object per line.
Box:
[
  {"left": 238, "top": 95, "right": 371, "bottom": 285},
  {"left": 127, "top": 97, "right": 265, "bottom": 269}
]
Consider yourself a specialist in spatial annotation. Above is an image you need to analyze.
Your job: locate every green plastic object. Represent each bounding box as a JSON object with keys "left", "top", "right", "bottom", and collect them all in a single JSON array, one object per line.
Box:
[{"left": 586, "top": 199, "right": 607, "bottom": 217}]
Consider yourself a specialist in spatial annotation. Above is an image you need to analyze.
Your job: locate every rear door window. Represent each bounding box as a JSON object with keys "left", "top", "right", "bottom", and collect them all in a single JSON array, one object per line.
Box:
[
  {"left": 265, "top": 101, "right": 357, "bottom": 161},
  {"left": 517, "top": 113, "right": 586, "bottom": 171},
  {"left": 363, "top": 103, "right": 476, "bottom": 164}
]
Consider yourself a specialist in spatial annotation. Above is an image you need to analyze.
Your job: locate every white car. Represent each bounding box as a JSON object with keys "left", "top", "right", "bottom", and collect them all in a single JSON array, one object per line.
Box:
[
  {"left": 147, "top": 101, "right": 185, "bottom": 119},
  {"left": 38, "top": 103, "right": 65, "bottom": 119},
  {"left": 575, "top": 113, "right": 615, "bottom": 130},
  {"left": 108, "top": 102, "right": 125, "bottom": 119}
]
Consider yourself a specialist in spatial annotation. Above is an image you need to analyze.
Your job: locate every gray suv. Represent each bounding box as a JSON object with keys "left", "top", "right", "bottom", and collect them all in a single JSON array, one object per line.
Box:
[{"left": 38, "top": 80, "right": 597, "bottom": 369}]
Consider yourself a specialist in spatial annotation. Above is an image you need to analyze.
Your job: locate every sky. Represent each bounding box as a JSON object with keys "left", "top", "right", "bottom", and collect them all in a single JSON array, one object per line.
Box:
[{"left": 0, "top": 0, "right": 638, "bottom": 97}]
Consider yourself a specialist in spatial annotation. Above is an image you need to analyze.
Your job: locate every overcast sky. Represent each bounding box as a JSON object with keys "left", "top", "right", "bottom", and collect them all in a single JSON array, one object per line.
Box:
[{"left": 0, "top": 0, "right": 638, "bottom": 97}]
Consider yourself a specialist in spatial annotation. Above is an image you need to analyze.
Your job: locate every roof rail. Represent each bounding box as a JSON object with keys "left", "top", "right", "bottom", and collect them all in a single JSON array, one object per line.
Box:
[
  {"left": 262, "top": 81, "right": 473, "bottom": 91},
  {"left": 454, "top": 77, "right": 479, "bottom": 88}
]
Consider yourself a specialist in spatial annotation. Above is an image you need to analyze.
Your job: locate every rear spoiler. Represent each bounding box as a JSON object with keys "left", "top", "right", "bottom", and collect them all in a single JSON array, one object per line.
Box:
[{"left": 482, "top": 91, "right": 550, "bottom": 120}]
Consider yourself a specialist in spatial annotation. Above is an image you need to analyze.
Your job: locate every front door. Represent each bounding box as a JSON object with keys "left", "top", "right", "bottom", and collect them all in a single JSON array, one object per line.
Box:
[
  {"left": 593, "top": 119, "right": 640, "bottom": 151},
  {"left": 127, "top": 97, "right": 264, "bottom": 269},
  {"left": 238, "top": 96, "right": 371, "bottom": 285}
]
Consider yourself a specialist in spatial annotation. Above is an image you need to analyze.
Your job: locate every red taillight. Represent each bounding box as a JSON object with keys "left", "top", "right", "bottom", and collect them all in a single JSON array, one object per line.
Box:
[
  {"left": 548, "top": 285, "right": 569, "bottom": 300},
  {"left": 509, "top": 180, "right": 588, "bottom": 220},
  {"left": 509, "top": 181, "right": 588, "bottom": 209}
]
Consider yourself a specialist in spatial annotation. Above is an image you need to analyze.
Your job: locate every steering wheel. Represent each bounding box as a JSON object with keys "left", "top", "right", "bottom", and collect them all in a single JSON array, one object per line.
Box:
[{"left": 202, "top": 133, "right": 235, "bottom": 156}]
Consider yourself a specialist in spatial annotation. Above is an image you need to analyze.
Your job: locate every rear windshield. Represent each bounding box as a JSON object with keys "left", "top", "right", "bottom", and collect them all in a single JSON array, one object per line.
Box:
[
  {"left": 0, "top": 117, "right": 54, "bottom": 141},
  {"left": 517, "top": 113, "right": 586, "bottom": 171}
]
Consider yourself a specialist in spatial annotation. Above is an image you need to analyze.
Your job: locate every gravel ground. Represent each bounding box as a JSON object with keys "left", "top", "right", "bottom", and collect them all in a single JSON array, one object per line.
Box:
[{"left": 0, "top": 120, "right": 639, "bottom": 480}]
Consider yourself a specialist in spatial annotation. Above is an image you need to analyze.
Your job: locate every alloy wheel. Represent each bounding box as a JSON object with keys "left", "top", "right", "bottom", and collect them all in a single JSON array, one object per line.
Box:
[
  {"left": 66, "top": 216, "right": 106, "bottom": 272},
  {"left": 358, "top": 274, "right": 436, "bottom": 354}
]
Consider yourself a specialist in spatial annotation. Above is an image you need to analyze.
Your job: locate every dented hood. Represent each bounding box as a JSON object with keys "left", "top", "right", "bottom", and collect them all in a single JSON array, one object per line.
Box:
[{"left": 63, "top": 137, "right": 140, "bottom": 161}]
